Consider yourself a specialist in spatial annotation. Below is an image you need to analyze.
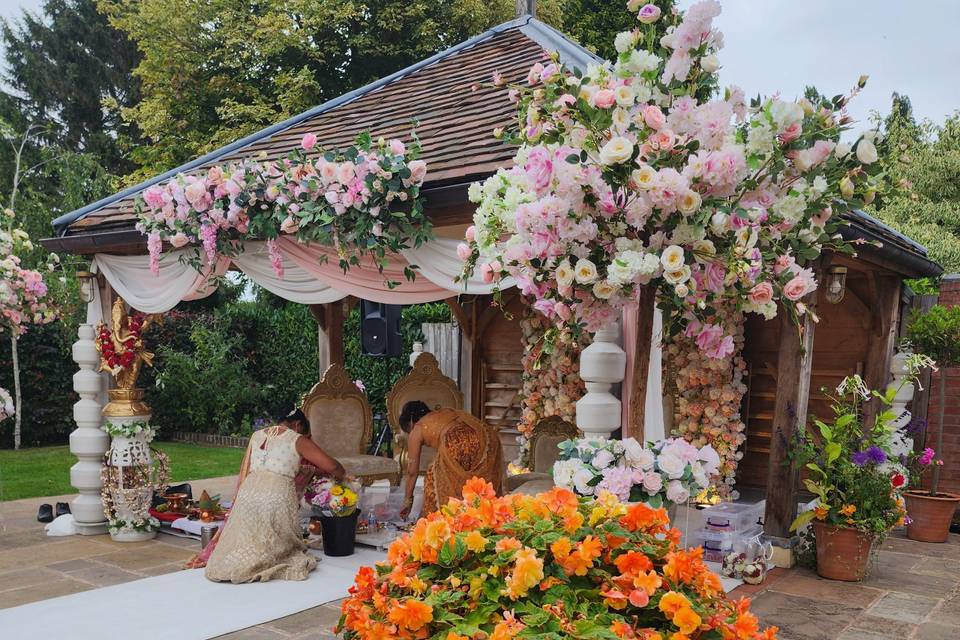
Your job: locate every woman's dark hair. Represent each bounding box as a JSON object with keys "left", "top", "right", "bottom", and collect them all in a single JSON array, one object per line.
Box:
[
  {"left": 279, "top": 408, "right": 309, "bottom": 433},
  {"left": 399, "top": 401, "right": 431, "bottom": 433}
]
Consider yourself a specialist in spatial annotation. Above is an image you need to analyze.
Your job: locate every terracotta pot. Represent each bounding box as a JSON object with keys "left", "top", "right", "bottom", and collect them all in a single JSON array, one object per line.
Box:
[
  {"left": 905, "top": 490, "right": 960, "bottom": 543},
  {"left": 813, "top": 521, "right": 874, "bottom": 581}
]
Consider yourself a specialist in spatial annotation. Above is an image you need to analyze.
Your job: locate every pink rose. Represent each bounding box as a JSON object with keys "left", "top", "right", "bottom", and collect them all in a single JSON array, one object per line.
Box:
[
  {"left": 642, "top": 471, "right": 663, "bottom": 494},
  {"left": 783, "top": 276, "right": 811, "bottom": 301},
  {"left": 527, "top": 62, "right": 544, "bottom": 85},
  {"left": 540, "top": 63, "right": 559, "bottom": 82},
  {"left": 524, "top": 147, "right": 554, "bottom": 191},
  {"left": 750, "top": 282, "right": 773, "bottom": 304},
  {"left": 554, "top": 302, "right": 572, "bottom": 322},
  {"left": 637, "top": 3, "right": 662, "bottom": 24},
  {"left": 592, "top": 89, "right": 616, "bottom": 109},
  {"left": 280, "top": 215, "right": 300, "bottom": 234},
  {"left": 780, "top": 123, "right": 802, "bottom": 143},
  {"left": 465, "top": 225, "right": 476, "bottom": 242},
  {"left": 301, "top": 133, "right": 318, "bottom": 150},
  {"left": 650, "top": 129, "right": 676, "bottom": 150},
  {"left": 170, "top": 232, "right": 190, "bottom": 248},
  {"left": 389, "top": 139, "right": 406, "bottom": 156},
  {"left": 407, "top": 160, "right": 427, "bottom": 185},
  {"left": 643, "top": 105, "right": 666, "bottom": 130},
  {"left": 456, "top": 242, "right": 471, "bottom": 260}
]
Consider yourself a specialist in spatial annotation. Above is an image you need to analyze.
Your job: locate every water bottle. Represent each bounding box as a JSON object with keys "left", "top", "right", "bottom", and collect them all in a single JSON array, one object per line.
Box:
[{"left": 200, "top": 525, "right": 216, "bottom": 549}]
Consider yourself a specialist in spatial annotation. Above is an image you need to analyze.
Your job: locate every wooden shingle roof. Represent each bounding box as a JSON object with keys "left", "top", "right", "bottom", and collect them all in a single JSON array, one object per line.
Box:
[{"left": 50, "top": 17, "right": 599, "bottom": 241}]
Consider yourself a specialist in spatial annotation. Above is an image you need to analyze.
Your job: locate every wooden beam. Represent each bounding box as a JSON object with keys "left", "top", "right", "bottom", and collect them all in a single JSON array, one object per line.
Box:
[
  {"left": 627, "top": 287, "right": 656, "bottom": 440},
  {"left": 763, "top": 299, "right": 817, "bottom": 541},
  {"left": 310, "top": 302, "right": 345, "bottom": 374},
  {"left": 862, "top": 274, "right": 902, "bottom": 428},
  {"left": 445, "top": 297, "right": 472, "bottom": 340},
  {"left": 909, "top": 293, "right": 938, "bottom": 451}
]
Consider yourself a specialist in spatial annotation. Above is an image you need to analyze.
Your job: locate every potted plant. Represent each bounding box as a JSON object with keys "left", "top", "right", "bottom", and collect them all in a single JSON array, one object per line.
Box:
[
  {"left": 905, "top": 304, "right": 960, "bottom": 542},
  {"left": 902, "top": 446, "right": 953, "bottom": 542},
  {"left": 790, "top": 367, "right": 927, "bottom": 581},
  {"left": 304, "top": 477, "right": 361, "bottom": 556}
]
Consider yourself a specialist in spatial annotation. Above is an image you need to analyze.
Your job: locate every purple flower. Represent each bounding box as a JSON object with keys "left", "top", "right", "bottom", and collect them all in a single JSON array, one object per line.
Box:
[
  {"left": 852, "top": 450, "right": 871, "bottom": 467},
  {"left": 866, "top": 446, "right": 887, "bottom": 465},
  {"left": 906, "top": 415, "right": 928, "bottom": 435}
]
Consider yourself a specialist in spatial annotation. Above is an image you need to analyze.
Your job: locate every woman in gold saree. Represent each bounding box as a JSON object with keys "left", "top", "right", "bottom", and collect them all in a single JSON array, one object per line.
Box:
[
  {"left": 398, "top": 401, "right": 503, "bottom": 519},
  {"left": 189, "top": 409, "right": 346, "bottom": 583}
]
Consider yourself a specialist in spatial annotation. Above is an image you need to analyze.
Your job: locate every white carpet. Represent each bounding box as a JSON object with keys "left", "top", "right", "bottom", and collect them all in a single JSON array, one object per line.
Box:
[{"left": 0, "top": 548, "right": 385, "bottom": 640}]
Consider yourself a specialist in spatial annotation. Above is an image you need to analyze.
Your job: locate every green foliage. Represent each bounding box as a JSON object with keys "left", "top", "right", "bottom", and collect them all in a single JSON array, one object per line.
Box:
[
  {"left": 873, "top": 95, "right": 960, "bottom": 273},
  {"left": 906, "top": 304, "right": 960, "bottom": 367},
  {"left": 561, "top": 0, "right": 656, "bottom": 60},
  {"left": 0, "top": 322, "right": 77, "bottom": 448},
  {"left": 1, "top": 0, "right": 141, "bottom": 174}
]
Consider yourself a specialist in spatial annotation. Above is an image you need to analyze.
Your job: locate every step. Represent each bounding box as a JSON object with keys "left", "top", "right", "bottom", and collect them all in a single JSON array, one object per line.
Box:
[
  {"left": 485, "top": 364, "right": 523, "bottom": 372},
  {"left": 484, "top": 383, "right": 520, "bottom": 390}
]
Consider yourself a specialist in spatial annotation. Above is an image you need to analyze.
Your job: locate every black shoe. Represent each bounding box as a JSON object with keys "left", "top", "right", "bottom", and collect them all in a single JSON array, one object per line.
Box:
[
  {"left": 37, "top": 504, "right": 54, "bottom": 523},
  {"left": 55, "top": 502, "right": 71, "bottom": 518}
]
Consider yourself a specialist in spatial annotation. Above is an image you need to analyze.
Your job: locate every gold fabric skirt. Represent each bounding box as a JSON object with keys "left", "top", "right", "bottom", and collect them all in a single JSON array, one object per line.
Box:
[{"left": 205, "top": 469, "right": 317, "bottom": 583}]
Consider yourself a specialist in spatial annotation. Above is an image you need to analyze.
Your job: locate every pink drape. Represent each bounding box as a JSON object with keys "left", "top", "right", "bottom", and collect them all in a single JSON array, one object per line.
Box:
[
  {"left": 277, "top": 237, "right": 455, "bottom": 304},
  {"left": 621, "top": 302, "right": 638, "bottom": 440},
  {"left": 182, "top": 256, "right": 231, "bottom": 302}
]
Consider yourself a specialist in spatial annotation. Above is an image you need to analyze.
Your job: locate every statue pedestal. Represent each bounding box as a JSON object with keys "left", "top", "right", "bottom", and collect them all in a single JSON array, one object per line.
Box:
[
  {"left": 576, "top": 320, "right": 626, "bottom": 439},
  {"left": 70, "top": 323, "right": 109, "bottom": 535},
  {"left": 102, "top": 400, "right": 161, "bottom": 542}
]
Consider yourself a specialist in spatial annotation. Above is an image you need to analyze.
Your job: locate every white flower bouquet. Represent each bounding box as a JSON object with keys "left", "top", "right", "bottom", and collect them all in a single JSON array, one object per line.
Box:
[{"left": 553, "top": 436, "right": 721, "bottom": 508}]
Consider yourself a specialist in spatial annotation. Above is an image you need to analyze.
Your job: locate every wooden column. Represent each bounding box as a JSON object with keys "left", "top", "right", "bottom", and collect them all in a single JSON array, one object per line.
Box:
[
  {"left": 628, "top": 286, "right": 656, "bottom": 440},
  {"left": 763, "top": 299, "right": 817, "bottom": 542},
  {"left": 862, "top": 274, "right": 902, "bottom": 429},
  {"left": 309, "top": 301, "right": 345, "bottom": 373},
  {"left": 909, "top": 293, "right": 939, "bottom": 451}
]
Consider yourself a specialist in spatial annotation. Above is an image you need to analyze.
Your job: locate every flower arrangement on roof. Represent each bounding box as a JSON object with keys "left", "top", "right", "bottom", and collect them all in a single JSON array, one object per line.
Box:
[
  {"left": 458, "top": 0, "right": 886, "bottom": 354},
  {"left": 336, "top": 478, "right": 777, "bottom": 639},
  {"left": 136, "top": 131, "right": 431, "bottom": 288},
  {"left": 790, "top": 354, "right": 935, "bottom": 537},
  {"left": 553, "top": 436, "right": 721, "bottom": 508}
]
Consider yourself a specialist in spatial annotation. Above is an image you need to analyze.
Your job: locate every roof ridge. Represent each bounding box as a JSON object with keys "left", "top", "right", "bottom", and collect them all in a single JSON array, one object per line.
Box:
[{"left": 53, "top": 16, "right": 536, "bottom": 233}]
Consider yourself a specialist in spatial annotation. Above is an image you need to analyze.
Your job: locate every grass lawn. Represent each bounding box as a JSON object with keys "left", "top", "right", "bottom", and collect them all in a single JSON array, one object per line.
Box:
[{"left": 0, "top": 442, "right": 245, "bottom": 502}]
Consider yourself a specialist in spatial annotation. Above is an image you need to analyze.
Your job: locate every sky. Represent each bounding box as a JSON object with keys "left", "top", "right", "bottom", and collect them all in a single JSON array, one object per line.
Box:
[{"left": 1, "top": 0, "right": 959, "bottom": 132}]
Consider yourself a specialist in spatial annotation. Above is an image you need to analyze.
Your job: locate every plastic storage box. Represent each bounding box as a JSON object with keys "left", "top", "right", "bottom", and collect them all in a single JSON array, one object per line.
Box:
[{"left": 703, "top": 501, "right": 765, "bottom": 533}]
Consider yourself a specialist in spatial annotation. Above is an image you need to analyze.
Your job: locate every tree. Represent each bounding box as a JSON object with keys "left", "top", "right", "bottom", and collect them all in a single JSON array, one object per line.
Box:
[
  {"left": 97, "top": 0, "right": 573, "bottom": 183},
  {"left": 561, "top": 0, "right": 646, "bottom": 60},
  {"left": 872, "top": 94, "right": 960, "bottom": 274},
  {"left": 1, "top": 0, "right": 141, "bottom": 175}
]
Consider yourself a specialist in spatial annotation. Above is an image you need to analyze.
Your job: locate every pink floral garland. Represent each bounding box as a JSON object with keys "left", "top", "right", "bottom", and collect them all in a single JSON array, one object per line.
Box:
[
  {"left": 515, "top": 312, "right": 588, "bottom": 468},
  {"left": 665, "top": 311, "right": 747, "bottom": 498}
]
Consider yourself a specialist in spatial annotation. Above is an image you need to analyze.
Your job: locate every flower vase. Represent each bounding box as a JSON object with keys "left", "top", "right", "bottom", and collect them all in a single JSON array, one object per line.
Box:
[
  {"left": 905, "top": 490, "right": 960, "bottom": 543},
  {"left": 104, "top": 415, "right": 158, "bottom": 542},
  {"left": 319, "top": 510, "right": 361, "bottom": 557},
  {"left": 813, "top": 521, "right": 874, "bottom": 581}
]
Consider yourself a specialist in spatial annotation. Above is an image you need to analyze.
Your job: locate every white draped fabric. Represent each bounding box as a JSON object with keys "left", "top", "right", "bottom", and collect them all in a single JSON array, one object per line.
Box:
[
  {"left": 231, "top": 243, "right": 347, "bottom": 305},
  {"left": 399, "top": 239, "right": 513, "bottom": 295},
  {"left": 92, "top": 252, "right": 223, "bottom": 314}
]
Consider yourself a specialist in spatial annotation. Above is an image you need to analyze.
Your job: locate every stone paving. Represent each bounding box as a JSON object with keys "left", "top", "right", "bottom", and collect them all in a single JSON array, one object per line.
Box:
[{"left": 2, "top": 483, "right": 958, "bottom": 639}]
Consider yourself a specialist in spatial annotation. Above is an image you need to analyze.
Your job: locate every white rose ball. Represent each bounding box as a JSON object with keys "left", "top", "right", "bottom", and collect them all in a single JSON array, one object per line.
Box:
[{"left": 599, "top": 136, "right": 634, "bottom": 165}]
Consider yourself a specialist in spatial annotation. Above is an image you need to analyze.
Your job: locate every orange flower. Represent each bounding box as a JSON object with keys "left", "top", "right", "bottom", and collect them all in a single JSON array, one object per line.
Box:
[
  {"left": 615, "top": 551, "right": 654, "bottom": 575},
  {"left": 464, "top": 530, "right": 488, "bottom": 553},
  {"left": 840, "top": 504, "right": 857, "bottom": 517},
  {"left": 668, "top": 634, "right": 690, "bottom": 640},
  {"left": 663, "top": 548, "right": 706, "bottom": 585},
  {"left": 611, "top": 620, "right": 637, "bottom": 639},
  {"left": 562, "top": 510, "right": 585, "bottom": 533},
  {"left": 490, "top": 612, "right": 525, "bottom": 640},
  {"left": 542, "top": 486, "right": 579, "bottom": 514},
  {"left": 601, "top": 587, "right": 630, "bottom": 610},
  {"left": 620, "top": 503, "right": 669, "bottom": 532},
  {"left": 813, "top": 505, "right": 829, "bottom": 520},
  {"left": 629, "top": 588, "right": 650, "bottom": 607},
  {"left": 550, "top": 536, "right": 573, "bottom": 559},
  {"left": 694, "top": 570, "right": 723, "bottom": 599},
  {"left": 424, "top": 519, "right": 452, "bottom": 549},
  {"left": 674, "top": 606, "right": 702, "bottom": 635},
  {"left": 658, "top": 591, "right": 691, "bottom": 618},
  {"left": 539, "top": 576, "right": 564, "bottom": 591},
  {"left": 496, "top": 537, "right": 523, "bottom": 553},
  {"left": 463, "top": 477, "right": 496, "bottom": 501},
  {"left": 504, "top": 547, "right": 544, "bottom": 599},
  {"left": 731, "top": 610, "right": 760, "bottom": 639},
  {"left": 633, "top": 570, "right": 663, "bottom": 596},
  {"left": 447, "top": 633, "right": 470, "bottom": 640},
  {"left": 558, "top": 535, "right": 602, "bottom": 576},
  {"left": 387, "top": 598, "right": 434, "bottom": 631}
]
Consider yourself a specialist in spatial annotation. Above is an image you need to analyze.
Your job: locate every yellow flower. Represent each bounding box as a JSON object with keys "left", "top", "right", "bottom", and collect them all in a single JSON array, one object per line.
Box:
[
  {"left": 503, "top": 547, "right": 544, "bottom": 600},
  {"left": 674, "top": 606, "right": 701, "bottom": 635},
  {"left": 331, "top": 486, "right": 344, "bottom": 496},
  {"left": 424, "top": 519, "right": 451, "bottom": 549},
  {"left": 465, "top": 530, "right": 488, "bottom": 553}
]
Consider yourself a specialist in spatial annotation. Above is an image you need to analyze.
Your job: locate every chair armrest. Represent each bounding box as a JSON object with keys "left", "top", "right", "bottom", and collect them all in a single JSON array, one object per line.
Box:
[{"left": 505, "top": 472, "right": 551, "bottom": 493}]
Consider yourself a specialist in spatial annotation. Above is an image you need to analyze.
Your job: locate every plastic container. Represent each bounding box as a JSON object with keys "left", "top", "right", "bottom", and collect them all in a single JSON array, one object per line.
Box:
[
  {"left": 703, "top": 501, "right": 765, "bottom": 533},
  {"left": 690, "top": 529, "right": 736, "bottom": 562}
]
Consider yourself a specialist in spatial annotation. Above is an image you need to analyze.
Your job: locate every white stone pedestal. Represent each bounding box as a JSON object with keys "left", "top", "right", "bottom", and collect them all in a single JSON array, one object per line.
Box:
[
  {"left": 105, "top": 416, "right": 158, "bottom": 542},
  {"left": 576, "top": 320, "right": 627, "bottom": 438},
  {"left": 70, "top": 323, "right": 108, "bottom": 535}
]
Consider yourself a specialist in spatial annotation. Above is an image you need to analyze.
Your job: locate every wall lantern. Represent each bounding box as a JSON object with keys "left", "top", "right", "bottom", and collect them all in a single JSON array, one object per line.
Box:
[
  {"left": 76, "top": 270, "right": 97, "bottom": 304},
  {"left": 825, "top": 266, "right": 848, "bottom": 304}
]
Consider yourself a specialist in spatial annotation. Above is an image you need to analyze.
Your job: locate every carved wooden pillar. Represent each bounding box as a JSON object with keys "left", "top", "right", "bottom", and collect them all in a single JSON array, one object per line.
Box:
[
  {"left": 862, "top": 274, "right": 902, "bottom": 429},
  {"left": 628, "top": 287, "right": 656, "bottom": 440}
]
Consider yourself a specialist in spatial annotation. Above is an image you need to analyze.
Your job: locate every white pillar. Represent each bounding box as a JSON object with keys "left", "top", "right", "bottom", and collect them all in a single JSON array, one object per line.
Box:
[
  {"left": 576, "top": 319, "right": 627, "bottom": 438},
  {"left": 70, "top": 313, "right": 109, "bottom": 535},
  {"left": 888, "top": 351, "right": 915, "bottom": 458}
]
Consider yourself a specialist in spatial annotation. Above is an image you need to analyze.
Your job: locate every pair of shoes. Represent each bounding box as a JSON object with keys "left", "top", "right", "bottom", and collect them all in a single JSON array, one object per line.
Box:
[
  {"left": 56, "top": 502, "right": 71, "bottom": 518},
  {"left": 37, "top": 504, "right": 53, "bottom": 523}
]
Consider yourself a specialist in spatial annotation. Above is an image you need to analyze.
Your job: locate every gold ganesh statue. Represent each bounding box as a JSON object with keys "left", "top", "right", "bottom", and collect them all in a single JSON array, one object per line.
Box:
[{"left": 96, "top": 298, "right": 160, "bottom": 417}]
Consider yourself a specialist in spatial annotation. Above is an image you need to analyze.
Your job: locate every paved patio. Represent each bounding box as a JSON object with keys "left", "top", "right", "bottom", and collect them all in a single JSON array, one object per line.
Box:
[{"left": 2, "top": 483, "right": 958, "bottom": 639}]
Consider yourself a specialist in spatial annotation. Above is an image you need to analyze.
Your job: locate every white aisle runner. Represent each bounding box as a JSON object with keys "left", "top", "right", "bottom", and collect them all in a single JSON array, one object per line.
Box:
[{"left": 0, "top": 548, "right": 384, "bottom": 640}]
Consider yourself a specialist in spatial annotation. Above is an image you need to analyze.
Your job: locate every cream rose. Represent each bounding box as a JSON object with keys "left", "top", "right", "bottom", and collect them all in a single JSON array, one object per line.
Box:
[
  {"left": 678, "top": 190, "right": 702, "bottom": 215},
  {"left": 660, "top": 244, "right": 685, "bottom": 272},
  {"left": 574, "top": 258, "right": 598, "bottom": 284},
  {"left": 631, "top": 165, "right": 657, "bottom": 190},
  {"left": 555, "top": 260, "right": 575, "bottom": 287},
  {"left": 856, "top": 139, "right": 878, "bottom": 164},
  {"left": 692, "top": 239, "right": 716, "bottom": 262},
  {"left": 592, "top": 280, "right": 617, "bottom": 299},
  {"left": 599, "top": 136, "right": 634, "bottom": 165}
]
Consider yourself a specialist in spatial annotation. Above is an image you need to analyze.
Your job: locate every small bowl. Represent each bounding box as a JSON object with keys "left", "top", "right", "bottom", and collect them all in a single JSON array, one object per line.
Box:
[{"left": 163, "top": 493, "right": 189, "bottom": 512}]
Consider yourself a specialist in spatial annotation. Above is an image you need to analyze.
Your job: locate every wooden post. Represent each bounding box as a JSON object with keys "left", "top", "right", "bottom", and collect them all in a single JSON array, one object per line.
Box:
[
  {"left": 628, "top": 287, "right": 656, "bottom": 440},
  {"left": 909, "top": 293, "right": 939, "bottom": 451},
  {"left": 309, "top": 301, "right": 345, "bottom": 372},
  {"left": 763, "top": 299, "right": 817, "bottom": 544},
  {"left": 862, "top": 274, "right": 902, "bottom": 429}
]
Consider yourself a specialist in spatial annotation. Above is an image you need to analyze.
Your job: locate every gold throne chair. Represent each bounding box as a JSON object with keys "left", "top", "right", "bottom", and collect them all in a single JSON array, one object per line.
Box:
[{"left": 302, "top": 363, "right": 401, "bottom": 486}]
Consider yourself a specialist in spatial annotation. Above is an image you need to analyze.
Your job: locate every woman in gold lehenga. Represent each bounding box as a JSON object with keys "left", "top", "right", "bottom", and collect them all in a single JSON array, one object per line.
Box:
[
  {"left": 398, "top": 402, "right": 503, "bottom": 519},
  {"left": 191, "top": 409, "right": 346, "bottom": 583}
]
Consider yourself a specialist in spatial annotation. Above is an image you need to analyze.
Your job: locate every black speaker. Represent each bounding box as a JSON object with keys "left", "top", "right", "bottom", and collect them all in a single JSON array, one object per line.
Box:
[{"left": 360, "top": 301, "right": 402, "bottom": 357}]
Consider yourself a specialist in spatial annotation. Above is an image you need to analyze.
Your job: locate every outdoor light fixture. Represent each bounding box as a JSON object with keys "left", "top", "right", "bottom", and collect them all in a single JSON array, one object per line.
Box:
[
  {"left": 76, "top": 270, "right": 97, "bottom": 304},
  {"left": 825, "top": 265, "right": 848, "bottom": 304}
]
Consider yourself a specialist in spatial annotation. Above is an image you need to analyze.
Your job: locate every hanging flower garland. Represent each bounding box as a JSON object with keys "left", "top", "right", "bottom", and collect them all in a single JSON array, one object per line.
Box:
[
  {"left": 665, "top": 311, "right": 747, "bottom": 498},
  {"left": 137, "top": 132, "right": 431, "bottom": 288},
  {"left": 96, "top": 311, "right": 150, "bottom": 374},
  {"left": 515, "top": 312, "right": 588, "bottom": 468},
  {"left": 459, "top": 0, "right": 885, "bottom": 354}
]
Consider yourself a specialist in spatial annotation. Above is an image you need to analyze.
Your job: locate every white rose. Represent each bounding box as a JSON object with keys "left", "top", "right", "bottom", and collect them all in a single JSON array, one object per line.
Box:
[
  {"left": 599, "top": 136, "right": 634, "bottom": 165},
  {"left": 632, "top": 165, "right": 657, "bottom": 190},
  {"left": 770, "top": 100, "right": 804, "bottom": 130},
  {"left": 692, "top": 465, "right": 709, "bottom": 489},
  {"left": 592, "top": 280, "right": 617, "bottom": 299},
  {"left": 614, "top": 85, "right": 635, "bottom": 107},
  {"left": 621, "top": 438, "right": 644, "bottom": 464},
  {"left": 692, "top": 239, "right": 716, "bottom": 262},
  {"left": 657, "top": 452, "right": 686, "bottom": 479},
  {"left": 701, "top": 54, "right": 720, "bottom": 73},
  {"left": 552, "top": 459, "right": 579, "bottom": 488},
  {"left": 592, "top": 448, "right": 615, "bottom": 469},
  {"left": 674, "top": 283, "right": 689, "bottom": 297},
  {"left": 665, "top": 480, "right": 690, "bottom": 504},
  {"left": 555, "top": 260, "right": 575, "bottom": 287},
  {"left": 614, "top": 31, "right": 635, "bottom": 54},
  {"left": 574, "top": 258, "right": 598, "bottom": 284},
  {"left": 698, "top": 444, "right": 721, "bottom": 474},
  {"left": 660, "top": 244, "right": 685, "bottom": 271},
  {"left": 663, "top": 265, "right": 690, "bottom": 285},
  {"left": 710, "top": 211, "right": 729, "bottom": 235},
  {"left": 573, "top": 468, "right": 596, "bottom": 496},
  {"left": 856, "top": 139, "right": 878, "bottom": 164},
  {"left": 835, "top": 142, "right": 851, "bottom": 159},
  {"left": 642, "top": 471, "right": 663, "bottom": 494},
  {"left": 678, "top": 190, "right": 702, "bottom": 215}
]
